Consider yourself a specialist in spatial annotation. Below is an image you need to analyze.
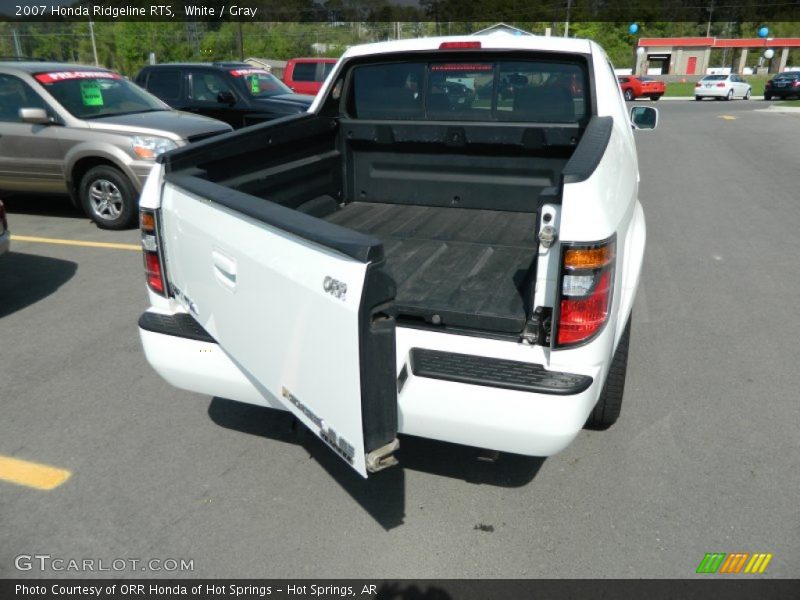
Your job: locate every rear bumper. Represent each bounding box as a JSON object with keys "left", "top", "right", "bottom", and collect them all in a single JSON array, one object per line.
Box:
[
  {"left": 139, "top": 309, "right": 605, "bottom": 457},
  {"left": 765, "top": 88, "right": 800, "bottom": 98},
  {"left": 695, "top": 87, "right": 729, "bottom": 97}
]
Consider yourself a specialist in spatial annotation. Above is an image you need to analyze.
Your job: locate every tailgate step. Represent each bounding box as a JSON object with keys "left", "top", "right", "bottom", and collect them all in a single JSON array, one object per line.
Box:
[
  {"left": 138, "top": 312, "right": 216, "bottom": 343},
  {"left": 409, "top": 348, "right": 592, "bottom": 395}
]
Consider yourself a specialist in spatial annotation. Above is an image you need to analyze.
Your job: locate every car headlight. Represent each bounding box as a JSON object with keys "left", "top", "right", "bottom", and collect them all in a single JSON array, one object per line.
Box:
[{"left": 131, "top": 136, "right": 177, "bottom": 160}]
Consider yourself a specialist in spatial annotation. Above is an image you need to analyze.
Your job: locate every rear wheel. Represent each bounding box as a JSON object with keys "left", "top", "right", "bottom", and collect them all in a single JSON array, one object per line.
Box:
[
  {"left": 585, "top": 318, "right": 631, "bottom": 430},
  {"left": 650, "top": 95, "right": 661, "bottom": 101},
  {"left": 744, "top": 88, "right": 751, "bottom": 100},
  {"left": 695, "top": 96, "right": 702, "bottom": 101},
  {"left": 726, "top": 88, "right": 734, "bottom": 101},
  {"left": 764, "top": 93, "right": 772, "bottom": 101},
  {"left": 624, "top": 88, "right": 634, "bottom": 101},
  {"left": 79, "top": 165, "right": 138, "bottom": 230}
]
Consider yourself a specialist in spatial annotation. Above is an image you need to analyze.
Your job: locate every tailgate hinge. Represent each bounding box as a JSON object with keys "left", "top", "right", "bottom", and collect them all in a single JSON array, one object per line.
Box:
[
  {"left": 521, "top": 306, "right": 552, "bottom": 346},
  {"left": 365, "top": 439, "right": 400, "bottom": 473}
]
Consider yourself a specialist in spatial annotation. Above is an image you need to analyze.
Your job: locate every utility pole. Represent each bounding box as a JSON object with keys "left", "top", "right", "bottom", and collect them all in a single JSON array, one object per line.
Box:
[
  {"left": 12, "top": 28, "right": 23, "bottom": 58},
  {"left": 89, "top": 20, "right": 99, "bottom": 65},
  {"left": 706, "top": 1, "right": 714, "bottom": 37},
  {"left": 564, "top": 0, "right": 572, "bottom": 37}
]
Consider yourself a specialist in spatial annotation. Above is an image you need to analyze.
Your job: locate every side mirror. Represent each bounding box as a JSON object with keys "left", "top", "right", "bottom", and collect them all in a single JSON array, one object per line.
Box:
[
  {"left": 630, "top": 106, "right": 658, "bottom": 130},
  {"left": 217, "top": 91, "right": 236, "bottom": 105},
  {"left": 19, "top": 107, "right": 51, "bottom": 125}
]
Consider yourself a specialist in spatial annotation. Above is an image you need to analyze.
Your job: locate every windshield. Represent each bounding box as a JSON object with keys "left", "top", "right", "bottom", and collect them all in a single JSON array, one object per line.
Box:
[
  {"left": 350, "top": 58, "right": 588, "bottom": 123},
  {"left": 228, "top": 68, "right": 293, "bottom": 98},
  {"left": 35, "top": 70, "right": 167, "bottom": 119}
]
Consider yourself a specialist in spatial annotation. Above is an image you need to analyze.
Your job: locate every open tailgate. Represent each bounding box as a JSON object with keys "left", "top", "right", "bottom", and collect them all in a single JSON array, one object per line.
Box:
[{"left": 160, "top": 177, "right": 398, "bottom": 477}]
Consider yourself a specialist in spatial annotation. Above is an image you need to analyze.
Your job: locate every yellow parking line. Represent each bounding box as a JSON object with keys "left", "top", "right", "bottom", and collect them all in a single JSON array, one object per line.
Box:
[
  {"left": 11, "top": 235, "right": 140, "bottom": 251},
  {"left": 0, "top": 455, "right": 72, "bottom": 490}
]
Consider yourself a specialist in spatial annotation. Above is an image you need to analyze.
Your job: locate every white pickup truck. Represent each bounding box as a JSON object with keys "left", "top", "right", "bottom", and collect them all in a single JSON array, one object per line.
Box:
[{"left": 137, "top": 34, "right": 656, "bottom": 478}]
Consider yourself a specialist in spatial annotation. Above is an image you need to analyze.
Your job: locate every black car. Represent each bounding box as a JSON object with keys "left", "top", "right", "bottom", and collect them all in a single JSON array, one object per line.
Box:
[
  {"left": 764, "top": 71, "right": 800, "bottom": 100},
  {"left": 134, "top": 62, "right": 314, "bottom": 129}
]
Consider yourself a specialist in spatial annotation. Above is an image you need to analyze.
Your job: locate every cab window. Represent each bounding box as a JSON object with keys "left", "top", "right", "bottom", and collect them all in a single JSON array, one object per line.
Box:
[{"left": 0, "top": 74, "right": 47, "bottom": 122}]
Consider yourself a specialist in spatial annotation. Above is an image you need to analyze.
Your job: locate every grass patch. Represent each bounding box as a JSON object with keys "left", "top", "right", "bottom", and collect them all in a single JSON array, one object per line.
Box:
[
  {"left": 776, "top": 99, "right": 800, "bottom": 107},
  {"left": 664, "top": 76, "right": 768, "bottom": 97}
]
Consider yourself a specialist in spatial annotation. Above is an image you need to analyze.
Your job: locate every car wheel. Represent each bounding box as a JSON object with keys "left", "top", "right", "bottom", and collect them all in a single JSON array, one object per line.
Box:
[
  {"left": 744, "top": 87, "right": 751, "bottom": 100},
  {"left": 726, "top": 88, "right": 734, "bottom": 101},
  {"left": 695, "top": 96, "right": 702, "bottom": 101},
  {"left": 650, "top": 95, "right": 661, "bottom": 101},
  {"left": 79, "top": 165, "right": 138, "bottom": 230},
  {"left": 764, "top": 94, "right": 772, "bottom": 101},
  {"left": 585, "top": 317, "right": 631, "bottom": 430},
  {"left": 624, "top": 88, "right": 634, "bottom": 101}
]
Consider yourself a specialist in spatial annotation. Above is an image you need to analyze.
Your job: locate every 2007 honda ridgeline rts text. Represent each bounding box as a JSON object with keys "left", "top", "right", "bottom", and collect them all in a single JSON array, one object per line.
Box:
[{"left": 137, "top": 33, "right": 657, "bottom": 478}]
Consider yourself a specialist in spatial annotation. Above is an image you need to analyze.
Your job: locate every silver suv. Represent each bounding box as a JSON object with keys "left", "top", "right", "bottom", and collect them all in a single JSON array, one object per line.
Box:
[{"left": 0, "top": 61, "right": 232, "bottom": 229}]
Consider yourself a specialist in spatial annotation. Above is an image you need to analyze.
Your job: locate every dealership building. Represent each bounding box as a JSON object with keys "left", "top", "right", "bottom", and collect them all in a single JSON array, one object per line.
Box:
[{"left": 635, "top": 37, "right": 800, "bottom": 75}]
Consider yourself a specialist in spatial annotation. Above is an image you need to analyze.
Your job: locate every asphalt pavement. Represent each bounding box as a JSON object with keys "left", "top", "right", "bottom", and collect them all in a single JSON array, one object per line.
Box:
[{"left": 1, "top": 99, "right": 798, "bottom": 579}]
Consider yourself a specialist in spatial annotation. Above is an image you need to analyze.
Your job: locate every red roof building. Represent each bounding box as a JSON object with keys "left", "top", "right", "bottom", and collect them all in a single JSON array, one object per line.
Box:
[{"left": 635, "top": 37, "right": 799, "bottom": 76}]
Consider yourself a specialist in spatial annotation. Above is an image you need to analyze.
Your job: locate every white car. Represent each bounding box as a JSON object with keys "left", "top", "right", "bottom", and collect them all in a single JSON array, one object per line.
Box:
[
  {"left": 137, "top": 33, "right": 656, "bottom": 478},
  {"left": 695, "top": 74, "right": 752, "bottom": 100}
]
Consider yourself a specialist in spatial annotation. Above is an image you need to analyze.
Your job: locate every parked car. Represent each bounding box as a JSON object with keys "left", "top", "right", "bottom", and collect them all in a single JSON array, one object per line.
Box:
[
  {"left": 0, "top": 61, "right": 232, "bottom": 229},
  {"left": 0, "top": 199, "right": 9, "bottom": 257},
  {"left": 137, "top": 34, "right": 657, "bottom": 478},
  {"left": 764, "top": 71, "right": 800, "bottom": 100},
  {"left": 135, "top": 62, "right": 313, "bottom": 129},
  {"left": 694, "top": 74, "right": 751, "bottom": 101},
  {"left": 282, "top": 58, "right": 337, "bottom": 95},
  {"left": 617, "top": 76, "right": 665, "bottom": 101}
]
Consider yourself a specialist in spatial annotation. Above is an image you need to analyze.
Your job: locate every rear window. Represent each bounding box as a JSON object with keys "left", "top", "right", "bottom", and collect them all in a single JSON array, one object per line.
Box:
[
  {"left": 291, "top": 62, "right": 318, "bottom": 82},
  {"left": 349, "top": 59, "right": 588, "bottom": 123},
  {"left": 702, "top": 75, "right": 728, "bottom": 81}
]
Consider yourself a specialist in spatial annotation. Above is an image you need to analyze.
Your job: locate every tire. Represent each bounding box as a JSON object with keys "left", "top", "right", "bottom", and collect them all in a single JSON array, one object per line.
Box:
[
  {"left": 764, "top": 94, "right": 772, "bottom": 101},
  {"left": 695, "top": 96, "right": 702, "bottom": 101},
  {"left": 79, "top": 165, "right": 138, "bottom": 230},
  {"left": 585, "top": 318, "right": 631, "bottom": 431},
  {"left": 624, "top": 88, "right": 634, "bottom": 101},
  {"left": 650, "top": 95, "right": 661, "bottom": 101},
  {"left": 744, "top": 87, "right": 751, "bottom": 100},
  {"left": 726, "top": 88, "right": 734, "bottom": 101}
]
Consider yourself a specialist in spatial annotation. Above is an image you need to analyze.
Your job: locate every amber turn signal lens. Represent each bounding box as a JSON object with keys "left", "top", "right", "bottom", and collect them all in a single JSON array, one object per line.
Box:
[
  {"left": 140, "top": 211, "right": 155, "bottom": 232},
  {"left": 564, "top": 245, "right": 615, "bottom": 270}
]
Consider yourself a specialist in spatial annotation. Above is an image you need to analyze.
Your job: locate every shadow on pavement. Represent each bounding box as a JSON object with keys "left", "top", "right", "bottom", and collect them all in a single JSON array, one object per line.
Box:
[
  {"left": 3, "top": 195, "right": 85, "bottom": 220},
  {"left": 0, "top": 251, "right": 78, "bottom": 318},
  {"left": 208, "top": 397, "right": 545, "bottom": 529}
]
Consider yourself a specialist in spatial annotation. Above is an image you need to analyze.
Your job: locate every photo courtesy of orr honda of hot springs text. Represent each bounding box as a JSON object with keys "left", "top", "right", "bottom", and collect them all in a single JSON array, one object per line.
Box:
[{"left": 138, "top": 33, "right": 657, "bottom": 478}]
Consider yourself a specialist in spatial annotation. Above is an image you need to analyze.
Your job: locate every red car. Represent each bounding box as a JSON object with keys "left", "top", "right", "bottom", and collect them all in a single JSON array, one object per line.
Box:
[
  {"left": 617, "top": 76, "right": 665, "bottom": 101},
  {"left": 282, "top": 58, "right": 337, "bottom": 96}
]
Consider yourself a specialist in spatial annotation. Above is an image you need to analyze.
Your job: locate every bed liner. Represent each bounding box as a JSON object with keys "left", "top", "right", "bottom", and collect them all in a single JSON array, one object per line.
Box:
[{"left": 325, "top": 202, "right": 538, "bottom": 334}]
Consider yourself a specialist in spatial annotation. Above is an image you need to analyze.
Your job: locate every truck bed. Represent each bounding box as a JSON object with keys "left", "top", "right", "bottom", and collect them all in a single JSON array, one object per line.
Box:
[{"left": 325, "top": 202, "right": 537, "bottom": 333}]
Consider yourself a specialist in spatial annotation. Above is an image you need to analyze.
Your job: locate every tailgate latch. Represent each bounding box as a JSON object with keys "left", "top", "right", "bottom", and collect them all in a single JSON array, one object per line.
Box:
[
  {"left": 522, "top": 306, "right": 552, "bottom": 345},
  {"left": 366, "top": 439, "right": 400, "bottom": 473}
]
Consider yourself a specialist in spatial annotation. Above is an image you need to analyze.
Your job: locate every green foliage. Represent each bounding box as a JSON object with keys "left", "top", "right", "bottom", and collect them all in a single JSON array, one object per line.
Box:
[{"left": 3, "top": 20, "right": 799, "bottom": 78}]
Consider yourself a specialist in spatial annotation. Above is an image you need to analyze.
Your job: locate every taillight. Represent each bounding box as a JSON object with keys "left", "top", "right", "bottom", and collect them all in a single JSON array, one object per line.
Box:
[
  {"left": 716, "top": 82, "right": 725, "bottom": 87},
  {"left": 794, "top": 81, "right": 800, "bottom": 87},
  {"left": 554, "top": 238, "right": 615, "bottom": 348},
  {"left": 0, "top": 199, "right": 7, "bottom": 232},
  {"left": 439, "top": 41, "right": 481, "bottom": 50},
  {"left": 141, "top": 209, "right": 167, "bottom": 296},
  {"left": 695, "top": 82, "right": 701, "bottom": 88}
]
